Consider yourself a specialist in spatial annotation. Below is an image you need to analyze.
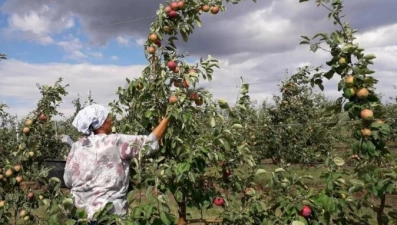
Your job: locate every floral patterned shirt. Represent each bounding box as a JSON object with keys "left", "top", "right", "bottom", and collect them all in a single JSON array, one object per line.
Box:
[{"left": 63, "top": 133, "right": 159, "bottom": 219}]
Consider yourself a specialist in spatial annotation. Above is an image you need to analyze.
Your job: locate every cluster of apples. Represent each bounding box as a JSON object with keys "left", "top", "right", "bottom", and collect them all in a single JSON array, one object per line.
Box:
[{"left": 22, "top": 114, "right": 47, "bottom": 135}]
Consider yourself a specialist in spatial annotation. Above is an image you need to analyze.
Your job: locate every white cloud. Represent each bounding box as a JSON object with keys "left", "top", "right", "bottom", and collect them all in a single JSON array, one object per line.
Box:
[
  {"left": 57, "top": 36, "right": 87, "bottom": 60},
  {"left": 89, "top": 52, "right": 103, "bottom": 59},
  {"left": 116, "top": 36, "right": 129, "bottom": 46},
  {"left": 111, "top": 55, "right": 118, "bottom": 60}
]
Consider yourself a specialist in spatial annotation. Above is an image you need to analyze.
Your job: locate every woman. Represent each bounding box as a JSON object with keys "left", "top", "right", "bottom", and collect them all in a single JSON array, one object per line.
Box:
[{"left": 63, "top": 104, "right": 169, "bottom": 222}]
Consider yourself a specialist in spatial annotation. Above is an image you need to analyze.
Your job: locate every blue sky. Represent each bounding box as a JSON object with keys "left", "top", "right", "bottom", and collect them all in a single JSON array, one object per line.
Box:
[{"left": 1, "top": 0, "right": 397, "bottom": 118}]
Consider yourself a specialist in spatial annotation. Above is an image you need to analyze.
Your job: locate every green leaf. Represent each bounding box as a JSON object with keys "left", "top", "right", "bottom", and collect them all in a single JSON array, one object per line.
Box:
[
  {"left": 231, "top": 124, "right": 243, "bottom": 129},
  {"left": 256, "top": 169, "right": 267, "bottom": 175},
  {"left": 210, "top": 117, "right": 216, "bottom": 127},
  {"left": 292, "top": 221, "right": 305, "bottom": 225},
  {"left": 333, "top": 157, "right": 345, "bottom": 166},
  {"left": 65, "top": 219, "right": 77, "bottom": 225},
  {"left": 159, "top": 211, "right": 171, "bottom": 225},
  {"left": 363, "top": 54, "right": 376, "bottom": 60}
]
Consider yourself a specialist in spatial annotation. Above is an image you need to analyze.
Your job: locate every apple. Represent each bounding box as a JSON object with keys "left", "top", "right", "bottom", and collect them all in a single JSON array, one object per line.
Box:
[
  {"left": 301, "top": 205, "right": 312, "bottom": 218},
  {"left": 0, "top": 200, "right": 4, "bottom": 208},
  {"left": 147, "top": 46, "right": 156, "bottom": 54},
  {"left": 338, "top": 57, "right": 347, "bottom": 66},
  {"left": 16, "top": 176, "right": 23, "bottom": 183},
  {"left": 344, "top": 75, "right": 355, "bottom": 87},
  {"left": 20, "top": 209, "right": 27, "bottom": 217},
  {"left": 170, "top": 1, "right": 178, "bottom": 10},
  {"left": 39, "top": 195, "right": 44, "bottom": 200},
  {"left": 245, "top": 187, "right": 255, "bottom": 195},
  {"left": 174, "top": 66, "right": 180, "bottom": 73},
  {"left": 5, "top": 168, "right": 13, "bottom": 177},
  {"left": 23, "top": 216, "right": 30, "bottom": 221},
  {"left": 28, "top": 151, "right": 35, "bottom": 158},
  {"left": 27, "top": 192, "right": 34, "bottom": 200},
  {"left": 155, "top": 40, "right": 161, "bottom": 47},
  {"left": 182, "top": 80, "right": 189, "bottom": 88},
  {"left": 39, "top": 114, "right": 47, "bottom": 121},
  {"left": 167, "top": 61, "right": 177, "bottom": 71},
  {"left": 23, "top": 127, "right": 30, "bottom": 134},
  {"left": 25, "top": 119, "right": 33, "bottom": 126},
  {"left": 18, "top": 143, "right": 26, "bottom": 151},
  {"left": 188, "top": 68, "right": 196, "bottom": 73},
  {"left": 356, "top": 88, "right": 369, "bottom": 99},
  {"left": 223, "top": 169, "right": 231, "bottom": 178},
  {"left": 189, "top": 93, "right": 199, "bottom": 100},
  {"left": 374, "top": 119, "right": 384, "bottom": 124},
  {"left": 148, "top": 33, "right": 158, "bottom": 42},
  {"left": 163, "top": 26, "right": 172, "bottom": 33},
  {"left": 169, "top": 96, "right": 178, "bottom": 104},
  {"left": 164, "top": 6, "right": 172, "bottom": 13},
  {"left": 195, "top": 98, "right": 203, "bottom": 106},
  {"left": 168, "top": 10, "right": 178, "bottom": 18},
  {"left": 202, "top": 5, "right": 210, "bottom": 12},
  {"left": 173, "top": 80, "right": 181, "bottom": 87},
  {"left": 136, "top": 83, "right": 144, "bottom": 90},
  {"left": 361, "top": 128, "right": 371, "bottom": 137},
  {"left": 14, "top": 164, "right": 21, "bottom": 172},
  {"left": 177, "top": 0, "right": 185, "bottom": 9},
  {"left": 360, "top": 109, "right": 373, "bottom": 120},
  {"left": 343, "top": 87, "right": 357, "bottom": 98},
  {"left": 62, "top": 198, "right": 74, "bottom": 208},
  {"left": 211, "top": 6, "right": 220, "bottom": 14},
  {"left": 213, "top": 197, "right": 224, "bottom": 206}
]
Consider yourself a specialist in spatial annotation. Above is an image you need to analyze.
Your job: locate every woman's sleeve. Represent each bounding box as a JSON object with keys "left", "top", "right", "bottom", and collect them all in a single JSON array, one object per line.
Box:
[
  {"left": 63, "top": 146, "right": 75, "bottom": 188},
  {"left": 115, "top": 133, "right": 160, "bottom": 160}
]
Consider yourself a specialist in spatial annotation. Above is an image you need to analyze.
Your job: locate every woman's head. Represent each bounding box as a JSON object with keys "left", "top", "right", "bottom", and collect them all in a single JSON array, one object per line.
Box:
[{"left": 72, "top": 104, "right": 112, "bottom": 135}]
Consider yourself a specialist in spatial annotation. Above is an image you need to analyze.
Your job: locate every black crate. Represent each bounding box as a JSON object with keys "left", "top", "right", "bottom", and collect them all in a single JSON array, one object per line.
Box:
[{"left": 44, "top": 159, "right": 67, "bottom": 188}]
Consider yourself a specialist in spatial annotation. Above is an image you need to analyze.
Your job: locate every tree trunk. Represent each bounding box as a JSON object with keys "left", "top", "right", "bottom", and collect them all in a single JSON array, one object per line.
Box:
[{"left": 177, "top": 201, "right": 187, "bottom": 225}]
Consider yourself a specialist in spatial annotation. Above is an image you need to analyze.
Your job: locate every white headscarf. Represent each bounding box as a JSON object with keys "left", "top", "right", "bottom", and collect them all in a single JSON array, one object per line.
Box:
[{"left": 72, "top": 104, "right": 109, "bottom": 135}]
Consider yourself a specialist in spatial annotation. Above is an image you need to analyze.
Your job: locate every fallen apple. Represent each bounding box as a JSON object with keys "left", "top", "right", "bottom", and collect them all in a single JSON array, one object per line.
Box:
[
  {"left": 301, "top": 205, "right": 312, "bottom": 218},
  {"left": 213, "top": 197, "right": 224, "bottom": 206}
]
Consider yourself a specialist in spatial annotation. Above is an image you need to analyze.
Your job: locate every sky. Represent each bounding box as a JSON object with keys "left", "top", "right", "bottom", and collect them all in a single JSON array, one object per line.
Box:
[{"left": 0, "top": 0, "right": 397, "bottom": 120}]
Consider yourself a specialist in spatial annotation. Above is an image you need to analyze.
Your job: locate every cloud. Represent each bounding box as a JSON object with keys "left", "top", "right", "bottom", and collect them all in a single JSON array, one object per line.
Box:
[
  {"left": 1, "top": 0, "right": 397, "bottom": 119},
  {"left": 116, "top": 36, "right": 129, "bottom": 46}
]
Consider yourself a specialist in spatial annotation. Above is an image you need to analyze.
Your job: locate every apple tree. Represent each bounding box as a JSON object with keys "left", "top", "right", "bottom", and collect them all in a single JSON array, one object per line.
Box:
[
  {"left": 110, "top": 1, "right": 257, "bottom": 224},
  {"left": 300, "top": 0, "right": 397, "bottom": 224}
]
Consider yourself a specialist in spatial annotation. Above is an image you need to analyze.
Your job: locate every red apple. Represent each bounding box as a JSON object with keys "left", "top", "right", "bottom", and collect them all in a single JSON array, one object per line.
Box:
[
  {"left": 155, "top": 40, "right": 161, "bottom": 47},
  {"left": 195, "top": 98, "right": 203, "bottom": 106},
  {"left": 213, "top": 197, "right": 224, "bottom": 206},
  {"left": 223, "top": 169, "right": 231, "bottom": 178},
  {"left": 177, "top": 1, "right": 185, "bottom": 9},
  {"left": 164, "top": 6, "right": 172, "bottom": 13},
  {"left": 169, "top": 96, "right": 178, "bottom": 104},
  {"left": 301, "top": 205, "right": 312, "bottom": 218},
  {"left": 168, "top": 10, "right": 178, "bottom": 18},
  {"left": 173, "top": 80, "right": 181, "bottom": 87},
  {"left": 170, "top": 1, "right": 178, "bottom": 10},
  {"left": 167, "top": 61, "right": 177, "bottom": 71},
  {"left": 202, "top": 5, "right": 210, "bottom": 12},
  {"left": 39, "top": 114, "right": 47, "bottom": 121},
  {"left": 211, "top": 6, "right": 220, "bottom": 14},
  {"left": 189, "top": 93, "right": 199, "bottom": 100},
  {"left": 182, "top": 80, "right": 189, "bottom": 88},
  {"left": 27, "top": 192, "right": 34, "bottom": 200}
]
